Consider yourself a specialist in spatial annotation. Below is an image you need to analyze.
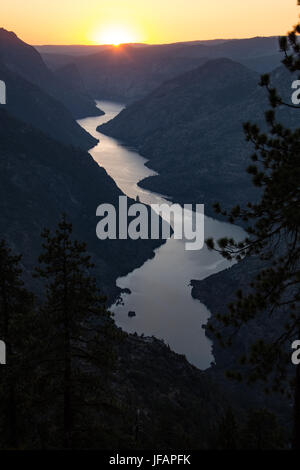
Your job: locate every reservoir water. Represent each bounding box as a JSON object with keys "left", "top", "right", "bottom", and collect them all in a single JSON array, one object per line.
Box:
[{"left": 78, "top": 101, "right": 245, "bottom": 369}]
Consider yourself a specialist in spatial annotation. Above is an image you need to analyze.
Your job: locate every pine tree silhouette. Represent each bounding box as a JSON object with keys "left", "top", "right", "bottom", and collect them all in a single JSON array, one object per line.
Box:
[
  {"left": 34, "top": 215, "right": 119, "bottom": 448},
  {"left": 0, "top": 240, "right": 35, "bottom": 448},
  {"left": 206, "top": 5, "right": 300, "bottom": 447}
]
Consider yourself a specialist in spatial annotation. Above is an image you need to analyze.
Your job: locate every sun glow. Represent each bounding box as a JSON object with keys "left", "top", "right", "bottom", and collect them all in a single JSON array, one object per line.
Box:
[{"left": 92, "top": 25, "right": 138, "bottom": 46}]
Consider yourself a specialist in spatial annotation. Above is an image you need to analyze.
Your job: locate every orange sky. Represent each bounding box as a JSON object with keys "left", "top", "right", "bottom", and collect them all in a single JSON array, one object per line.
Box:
[{"left": 1, "top": 0, "right": 299, "bottom": 45}]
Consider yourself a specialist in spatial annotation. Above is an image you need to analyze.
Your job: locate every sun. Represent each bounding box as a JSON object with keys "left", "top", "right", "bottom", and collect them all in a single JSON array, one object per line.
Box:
[{"left": 93, "top": 25, "right": 137, "bottom": 46}]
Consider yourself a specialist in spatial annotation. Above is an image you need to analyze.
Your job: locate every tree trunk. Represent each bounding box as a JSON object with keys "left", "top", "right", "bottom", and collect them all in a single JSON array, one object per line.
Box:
[{"left": 8, "top": 383, "right": 17, "bottom": 448}]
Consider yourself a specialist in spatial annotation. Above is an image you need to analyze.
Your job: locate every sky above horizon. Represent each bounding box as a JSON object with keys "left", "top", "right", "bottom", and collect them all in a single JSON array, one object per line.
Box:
[{"left": 2, "top": 0, "right": 299, "bottom": 45}]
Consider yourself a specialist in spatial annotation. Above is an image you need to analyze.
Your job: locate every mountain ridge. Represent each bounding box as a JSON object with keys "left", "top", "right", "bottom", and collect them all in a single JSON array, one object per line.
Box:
[
  {"left": 0, "top": 27, "right": 101, "bottom": 119},
  {"left": 40, "top": 36, "right": 282, "bottom": 102},
  {"left": 99, "top": 58, "right": 263, "bottom": 217},
  {"left": 0, "top": 59, "right": 98, "bottom": 150},
  {"left": 0, "top": 108, "right": 162, "bottom": 301}
]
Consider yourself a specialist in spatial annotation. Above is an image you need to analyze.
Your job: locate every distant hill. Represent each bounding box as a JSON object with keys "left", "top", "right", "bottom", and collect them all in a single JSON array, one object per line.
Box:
[
  {"left": 0, "top": 60, "right": 97, "bottom": 150},
  {"left": 35, "top": 43, "right": 149, "bottom": 57},
  {"left": 35, "top": 44, "right": 114, "bottom": 56},
  {"left": 99, "top": 58, "right": 261, "bottom": 215},
  {"left": 40, "top": 37, "right": 283, "bottom": 102},
  {"left": 204, "top": 36, "right": 280, "bottom": 59},
  {"left": 0, "top": 28, "right": 101, "bottom": 118},
  {"left": 240, "top": 53, "right": 283, "bottom": 73},
  {"left": 67, "top": 44, "right": 209, "bottom": 102},
  {"left": 36, "top": 41, "right": 226, "bottom": 58},
  {"left": 190, "top": 255, "right": 291, "bottom": 424},
  {"left": 99, "top": 58, "right": 296, "bottom": 217}
]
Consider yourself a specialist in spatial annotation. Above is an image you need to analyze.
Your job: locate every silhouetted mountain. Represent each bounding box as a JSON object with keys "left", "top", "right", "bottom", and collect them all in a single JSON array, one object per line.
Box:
[
  {"left": 35, "top": 40, "right": 225, "bottom": 57},
  {"left": 0, "top": 109, "right": 161, "bottom": 300},
  {"left": 0, "top": 28, "right": 101, "bottom": 118},
  {"left": 111, "top": 333, "right": 229, "bottom": 449},
  {"left": 40, "top": 37, "right": 282, "bottom": 102},
  {"left": 99, "top": 58, "right": 297, "bottom": 217},
  {"left": 54, "top": 63, "right": 86, "bottom": 93},
  {"left": 99, "top": 59, "right": 261, "bottom": 215},
  {"left": 240, "top": 53, "right": 283, "bottom": 73},
  {"left": 41, "top": 52, "right": 80, "bottom": 69},
  {"left": 36, "top": 44, "right": 114, "bottom": 56},
  {"left": 201, "top": 36, "right": 279, "bottom": 60},
  {"left": 47, "top": 44, "right": 209, "bottom": 102},
  {"left": 0, "top": 60, "right": 97, "bottom": 150},
  {"left": 190, "top": 255, "right": 291, "bottom": 426},
  {"left": 177, "top": 37, "right": 282, "bottom": 74}
]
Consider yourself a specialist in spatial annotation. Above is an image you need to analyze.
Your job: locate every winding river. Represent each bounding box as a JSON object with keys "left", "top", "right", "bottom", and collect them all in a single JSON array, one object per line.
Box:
[{"left": 78, "top": 101, "right": 245, "bottom": 370}]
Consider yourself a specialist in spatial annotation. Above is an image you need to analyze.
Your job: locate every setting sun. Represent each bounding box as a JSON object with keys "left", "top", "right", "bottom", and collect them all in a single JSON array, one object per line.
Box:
[{"left": 92, "top": 25, "right": 138, "bottom": 46}]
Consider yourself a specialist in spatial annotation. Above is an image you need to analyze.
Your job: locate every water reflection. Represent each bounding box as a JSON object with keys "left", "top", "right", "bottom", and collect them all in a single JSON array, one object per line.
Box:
[{"left": 78, "top": 101, "right": 245, "bottom": 369}]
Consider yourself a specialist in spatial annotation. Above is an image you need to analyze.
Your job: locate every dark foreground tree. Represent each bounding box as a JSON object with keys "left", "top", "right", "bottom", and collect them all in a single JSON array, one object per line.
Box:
[
  {"left": 34, "top": 215, "right": 119, "bottom": 448},
  {"left": 0, "top": 240, "right": 35, "bottom": 448},
  {"left": 239, "top": 409, "right": 284, "bottom": 450},
  {"left": 206, "top": 4, "right": 300, "bottom": 448},
  {"left": 215, "top": 407, "right": 238, "bottom": 450},
  {"left": 215, "top": 408, "right": 284, "bottom": 450}
]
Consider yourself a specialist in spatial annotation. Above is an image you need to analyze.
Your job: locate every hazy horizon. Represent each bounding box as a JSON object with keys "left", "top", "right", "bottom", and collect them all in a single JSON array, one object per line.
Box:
[
  {"left": 33, "top": 35, "right": 280, "bottom": 48},
  {"left": 2, "top": 0, "right": 298, "bottom": 46}
]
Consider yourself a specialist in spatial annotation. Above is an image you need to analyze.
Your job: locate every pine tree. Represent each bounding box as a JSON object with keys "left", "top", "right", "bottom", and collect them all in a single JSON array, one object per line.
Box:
[
  {"left": 34, "top": 215, "right": 119, "bottom": 448},
  {"left": 206, "top": 4, "right": 300, "bottom": 448},
  {"left": 239, "top": 409, "right": 285, "bottom": 450},
  {"left": 0, "top": 240, "right": 35, "bottom": 448}
]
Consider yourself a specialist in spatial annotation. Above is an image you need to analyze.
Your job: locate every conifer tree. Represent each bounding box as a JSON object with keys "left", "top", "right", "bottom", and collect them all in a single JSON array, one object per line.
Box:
[
  {"left": 0, "top": 240, "right": 35, "bottom": 448},
  {"left": 239, "top": 409, "right": 284, "bottom": 450},
  {"left": 206, "top": 3, "right": 300, "bottom": 447},
  {"left": 216, "top": 407, "right": 238, "bottom": 450},
  {"left": 34, "top": 215, "right": 118, "bottom": 448}
]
